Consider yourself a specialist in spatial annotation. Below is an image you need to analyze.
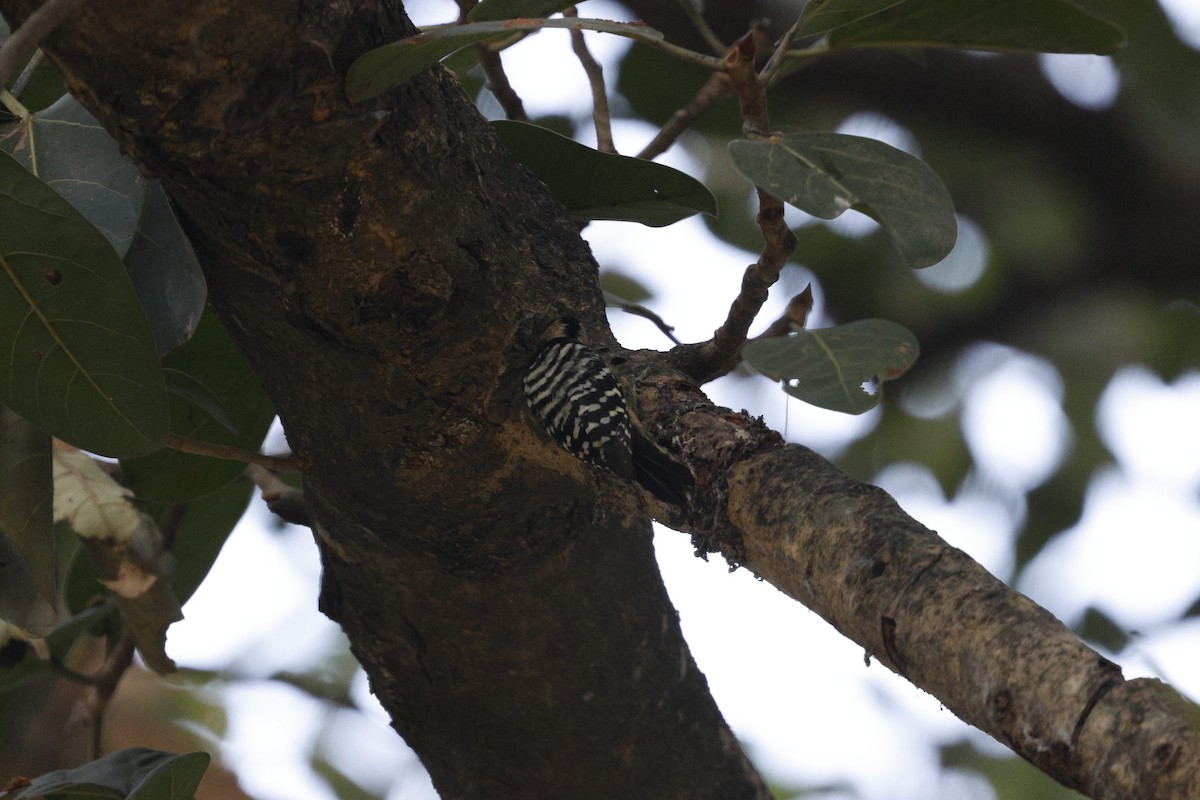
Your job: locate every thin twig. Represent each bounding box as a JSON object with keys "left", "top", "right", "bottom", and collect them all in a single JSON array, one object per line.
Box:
[
  {"left": 166, "top": 433, "right": 304, "bottom": 472},
  {"left": 157, "top": 502, "right": 187, "bottom": 551},
  {"left": 674, "top": 0, "right": 727, "bottom": 56},
  {"left": 475, "top": 46, "right": 529, "bottom": 121},
  {"left": 73, "top": 627, "right": 135, "bottom": 760},
  {"left": 641, "top": 36, "right": 726, "bottom": 71},
  {"left": 765, "top": 44, "right": 831, "bottom": 88},
  {"left": 636, "top": 70, "right": 732, "bottom": 160},
  {"left": 455, "top": 0, "right": 529, "bottom": 120},
  {"left": 755, "top": 285, "right": 813, "bottom": 339},
  {"left": 0, "top": 0, "right": 86, "bottom": 89},
  {"left": 564, "top": 6, "right": 615, "bottom": 153},
  {"left": 9, "top": 49, "right": 44, "bottom": 97},
  {"left": 48, "top": 658, "right": 102, "bottom": 686},
  {"left": 425, "top": 16, "right": 727, "bottom": 71},
  {"left": 452, "top": 0, "right": 527, "bottom": 120},
  {"left": 246, "top": 464, "right": 311, "bottom": 526},
  {"left": 670, "top": 33, "right": 796, "bottom": 384},
  {"left": 604, "top": 292, "right": 682, "bottom": 345},
  {"left": 758, "top": 15, "right": 805, "bottom": 86}
]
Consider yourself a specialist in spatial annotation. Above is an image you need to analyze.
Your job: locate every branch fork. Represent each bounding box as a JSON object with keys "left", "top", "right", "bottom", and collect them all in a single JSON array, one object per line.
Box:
[{"left": 670, "top": 32, "right": 796, "bottom": 384}]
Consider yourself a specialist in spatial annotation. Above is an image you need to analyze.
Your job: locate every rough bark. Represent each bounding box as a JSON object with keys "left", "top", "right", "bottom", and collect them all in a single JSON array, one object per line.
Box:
[
  {"left": 634, "top": 349, "right": 1200, "bottom": 800},
  {"left": 4, "top": 1, "right": 1200, "bottom": 799},
  {"left": 0, "top": 0, "right": 766, "bottom": 796}
]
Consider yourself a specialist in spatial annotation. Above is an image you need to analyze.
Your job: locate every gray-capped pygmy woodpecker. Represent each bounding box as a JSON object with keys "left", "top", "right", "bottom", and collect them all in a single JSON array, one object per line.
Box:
[{"left": 523, "top": 317, "right": 694, "bottom": 505}]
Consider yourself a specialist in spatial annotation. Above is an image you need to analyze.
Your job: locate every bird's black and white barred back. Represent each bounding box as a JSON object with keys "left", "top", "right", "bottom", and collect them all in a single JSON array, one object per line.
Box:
[
  {"left": 523, "top": 317, "right": 693, "bottom": 505},
  {"left": 523, "top": 317, "right": 635, "bottom": 477}
]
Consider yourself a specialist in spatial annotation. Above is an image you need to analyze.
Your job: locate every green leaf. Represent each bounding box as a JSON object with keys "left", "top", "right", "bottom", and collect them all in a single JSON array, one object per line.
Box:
[
  {"left": 802, "top": 0, "right": 905, "bottom": 38},
  {"left": 0, "top": 748, "right": 209, "bottom": 800},
  {"left": 164, "top": 477, "right": 255, "bottom": 606},
  {"left": 493, "top": 120, "right": 717, "bottom": 226},
  {"left": 743, "top": 320, "right": 920, "bottom": 414},
  {"left": 0, "top": 98, "right": 206, "bottom": 357},
  {"left": 0, "top": 150, "right": 169, "bottom": 457},
  {"left": 0, "top": 407, "right": 57, "bottom": 635},
  {"left": 346, "top": 18, "right": 665, "bottom": 102},
  {"left": 824, "top": 0, "right": 1125, "bottom": 55},
  {"left": 125, "top": 182, "right": 207, "bottom": 356},
  {"left": 121, "top": 308, "right": 275, "bottom": 502},
  {"left": 128, "top": 751, "right": 210, "bottom": 800},
  {"left": 1, "top": 94, "right": 147, "bottom": 257},
  {"left": 163, "top": 368, "right": 238, "bottom": 434},
  {"left": 728, "top": 132, "right": 956, "bottom": 268},
  {"left": 440, "top": 44, "right": 484, "bottom": 78},
  {"left": 468, "top": 0, "right": 579, "bottom": 22}
]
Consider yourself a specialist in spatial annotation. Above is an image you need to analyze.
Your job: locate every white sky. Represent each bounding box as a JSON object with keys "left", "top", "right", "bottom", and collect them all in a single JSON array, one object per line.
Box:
[
  {"left": 168, "top": 4, "right": 1200, "bottom": 798},
  {"left": 1160, "top": 0, "right": 1200, "bottom": 49}
]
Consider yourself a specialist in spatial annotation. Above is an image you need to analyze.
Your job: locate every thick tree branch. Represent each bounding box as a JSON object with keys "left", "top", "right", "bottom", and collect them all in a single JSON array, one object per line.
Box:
[
  {"left": 720, "top": 444, "right": 1200, "bottom": 798},
  {"left": 621, "top": 355, "right": 1200, "bottom": 800}
]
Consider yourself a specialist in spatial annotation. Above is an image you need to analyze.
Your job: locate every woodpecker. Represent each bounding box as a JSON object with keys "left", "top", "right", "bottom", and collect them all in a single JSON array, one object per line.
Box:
[{"left": 523, "top": 317, "right": 694, "bottom": 505}]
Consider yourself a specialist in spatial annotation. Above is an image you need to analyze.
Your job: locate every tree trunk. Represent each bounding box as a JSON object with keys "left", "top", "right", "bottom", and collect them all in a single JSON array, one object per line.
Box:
[
  {"left": 3, "top": 1, "right": 1198, "bottom": 798},
  {"left": 1, "top": 0, "right": 766, "bottom": 796}
]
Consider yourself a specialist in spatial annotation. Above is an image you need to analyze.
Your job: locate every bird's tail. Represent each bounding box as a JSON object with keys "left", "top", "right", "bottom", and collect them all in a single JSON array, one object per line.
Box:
[{"left": 631, "top": 429, "right": 694, "bottom": 506}]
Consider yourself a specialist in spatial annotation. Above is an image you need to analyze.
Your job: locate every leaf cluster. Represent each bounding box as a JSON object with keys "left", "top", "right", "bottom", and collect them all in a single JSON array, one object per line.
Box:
[
  {"left": 343, "top": 0, "right": 1118, "bottom": 417},
  {"left": 0, "top": 43, "right": 278, "bottom": 796}
]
